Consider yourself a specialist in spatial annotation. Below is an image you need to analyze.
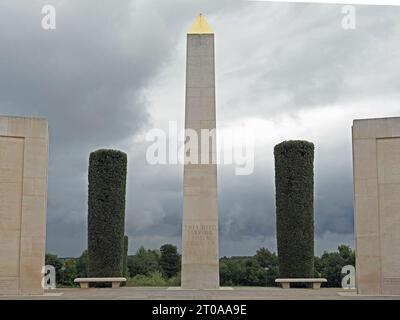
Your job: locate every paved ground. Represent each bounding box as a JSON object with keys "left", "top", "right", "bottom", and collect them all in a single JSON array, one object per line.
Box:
[{"left": 1, "top": 287, "right": 400, "bottom": 300}]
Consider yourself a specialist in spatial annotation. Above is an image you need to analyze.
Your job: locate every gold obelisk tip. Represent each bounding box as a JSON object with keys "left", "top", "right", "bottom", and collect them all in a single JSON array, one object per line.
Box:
[{"left": 187, "top": 13, "right": 213, "bottom": 34}]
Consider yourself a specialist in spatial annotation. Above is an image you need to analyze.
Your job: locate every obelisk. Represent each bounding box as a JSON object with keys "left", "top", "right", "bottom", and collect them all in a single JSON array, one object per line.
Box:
[{"left": 181, "top": 14, "right": 219, "bottom": 289}]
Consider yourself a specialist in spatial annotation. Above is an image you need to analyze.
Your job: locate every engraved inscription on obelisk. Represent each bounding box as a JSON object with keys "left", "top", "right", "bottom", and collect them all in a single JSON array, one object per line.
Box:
[{"left": 181, "top": 14, "right": 219, "bottom": 289}]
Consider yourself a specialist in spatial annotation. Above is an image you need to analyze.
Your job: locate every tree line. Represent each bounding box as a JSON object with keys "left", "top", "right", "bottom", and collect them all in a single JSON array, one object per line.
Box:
[{"left": 46, "top": 244, "right": 354, "bottom": 288}]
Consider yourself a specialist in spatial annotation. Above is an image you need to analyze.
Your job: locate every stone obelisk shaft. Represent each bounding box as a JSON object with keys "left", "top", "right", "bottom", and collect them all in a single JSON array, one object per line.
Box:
[{"left": 181, "top": 15, "right": 219, "bottom": 289}]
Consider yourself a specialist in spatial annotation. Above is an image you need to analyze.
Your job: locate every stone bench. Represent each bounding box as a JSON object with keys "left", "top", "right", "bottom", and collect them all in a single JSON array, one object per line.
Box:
[
  {"left": 275, "top": 278, "right": 327, "bottom": 289},
  {"left": 74, "top": 277, "right": 127, "bottom": 289}
]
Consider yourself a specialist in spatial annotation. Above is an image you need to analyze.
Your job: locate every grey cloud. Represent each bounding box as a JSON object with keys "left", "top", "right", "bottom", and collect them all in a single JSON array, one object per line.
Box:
[
  {"left": 216, "top": 4, "right": 400, "bottom": 121},
  {"left": 1, "top": 1, "right": 398, "bottom": 257},
  {"left": 46, "top": 214, "right": 87, "bottom": 256}
]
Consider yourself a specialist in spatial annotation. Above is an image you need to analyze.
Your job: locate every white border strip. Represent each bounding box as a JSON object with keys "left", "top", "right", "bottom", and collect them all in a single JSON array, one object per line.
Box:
[{"left": 248, "top": 0, "right": 400, "bottom": 6}]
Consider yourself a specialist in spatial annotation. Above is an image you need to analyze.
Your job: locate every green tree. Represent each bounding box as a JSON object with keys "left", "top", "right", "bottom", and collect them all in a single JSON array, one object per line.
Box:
[
  {"left": 159, "top": 244, "right": 180, "bottom": 278},
  {"left": 242, "top": 259, "right": 266, "bottom": 286},
  {"left": 76, "top": 250, "right": 89, "bottom": 278},
  {"left": 255, "top": 248, "right": 279, "bottom": 286},
  {"left": 45, "top": 253, "right": 63, "bottom": 284},
  {"left": 45, "top": 253, "right": 63, "bottom": 271},
  {"left": 219, "top": 259, "right": 233, "bottom": 286},
  {"left": 255, "top": 248, "right": 278, "bottom": 268},
  {"left": 61, "top": 259, "right": 78, "bottom": 286},
  {"left": 128, "top": 246, "right": 160, "bottom": 277},
  {"left": 219, "top": 256, "right": 268, "bottom": 286},
  {"left": 314, "top": 245, "right": 355, "bottom": 287},
  {"left": 338, "top": 244, "right": 355, "bottom": 264}
]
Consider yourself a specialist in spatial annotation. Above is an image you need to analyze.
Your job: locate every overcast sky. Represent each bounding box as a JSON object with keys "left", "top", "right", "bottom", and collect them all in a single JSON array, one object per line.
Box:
[{"left": 1, "top": 0, "right": 400, "bottom": 257}]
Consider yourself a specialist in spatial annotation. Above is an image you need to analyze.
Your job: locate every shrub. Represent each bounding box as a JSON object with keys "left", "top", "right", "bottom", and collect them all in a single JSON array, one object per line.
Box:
[
  {"left": 123, "top": 235, "right": 129, "bottom": 279},
  {"left": 127, "top": 271, "right": 167, "bottom": 286},
  {"left": 76, "top": 250, "right": 89, "bottom": 278},
  {"left": 274, "top": 140, "right": 315, "bottom": 278},
  {"left": 167, "top": 272, "right": 181, "bottom": 286},
  {"left": 61, "top": 259, "right": 78, "bottom": 286},
  {"left": 219, "top": 257, "right": 270, "bottom": 286},
  {"left": 45, "top": 253, "right": 63, "bottom": 286},
  {"left": 88, "top": 149, "right": 127, "bottom": 277}
]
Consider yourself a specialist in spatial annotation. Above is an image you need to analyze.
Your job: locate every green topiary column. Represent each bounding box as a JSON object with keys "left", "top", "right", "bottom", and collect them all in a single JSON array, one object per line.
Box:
[
  {"left": 88, "top": 149, "right": 127, "bottom": 277},
  {"left": 274, "top": 140, "right": 314, "bottom": 278}
]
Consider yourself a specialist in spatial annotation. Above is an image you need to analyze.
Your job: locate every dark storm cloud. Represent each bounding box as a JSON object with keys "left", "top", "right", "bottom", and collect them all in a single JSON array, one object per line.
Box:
[
  {"left": 46, "top": 214, "right": 86, "bottom": 257},
  {"left": 0, "top": 0, "right": 245, "bottom": 256},
  {"left": 1, "top": 1, "right": 399, "bottom": 257},
  {"left": 1, "top": 2, "right": 149, "bottom": 145},
  {"left": 0, "top": 0, "right": 187, "bottom": 255},
  {"left": 218, "top": 165, "right": 275, "bottom": 241},
  {"left": 314, "top": 141, "right": 355, "bottom": 237}
]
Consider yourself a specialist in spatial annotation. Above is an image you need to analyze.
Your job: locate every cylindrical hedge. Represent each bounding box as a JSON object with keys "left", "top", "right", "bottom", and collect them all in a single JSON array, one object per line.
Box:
[
  {"left": 88, "top": 149, "right": 127, "bottom": 277},
  {"left": 274, "top": 140, "right": 314, "bottom": 278}
]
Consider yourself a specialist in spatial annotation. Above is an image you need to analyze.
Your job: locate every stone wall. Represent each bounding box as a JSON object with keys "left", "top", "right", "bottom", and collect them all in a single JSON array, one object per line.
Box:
[
  {"left": 0, "top": 116, "right": 48, "bottom": 295},
  {"left": 353, "top": 117, "right": 400, "bottom": 295}
]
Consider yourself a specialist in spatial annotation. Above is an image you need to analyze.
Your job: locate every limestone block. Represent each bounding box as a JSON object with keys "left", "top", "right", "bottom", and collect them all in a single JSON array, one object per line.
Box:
[
  {"left": 7, "top": 117, "right": 47, "bottom": 138},
  {"left": 0, "top": 278, "right": 19, "bottom": 295},
  {"left": 0, "top": 230, "right": 21, "bottom": 276},
  {"left": 353, "top": 118, "right": 392, "bottom": 139},
  {"left": 201, "top": 88, "right": 215, "bottom": 98},
  {"left": 354, "top": 195, "right": 379, "bottom": 236},
  {"left": 354, "top": 178, "right": 378, "bottom": 198},
  {"left": 23, "top": 138, "right": 48, "bottom": 179},
  {"left": 0, "top": 182, "right": 23, "bottom": 230},
  {"left": 356, "top": 255, "right": 381, "bottom": 295},
  {"left": 23, "top": 178, "right": 47, "bottom": 197},
  {"left": 377, "top": 138, "right": 400, "bottom": 184},
  {"left": 186, "top": 87, "right": 201, "bottom": 97},
  {"left": 0, "top": 117, "right": 7, "bottom": 135},
  {"left": 352, "top": 139, "right": 377, "bottom": 179},
  {"left": 355, "top": 234, "right": 380, "bottom": 257}
]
